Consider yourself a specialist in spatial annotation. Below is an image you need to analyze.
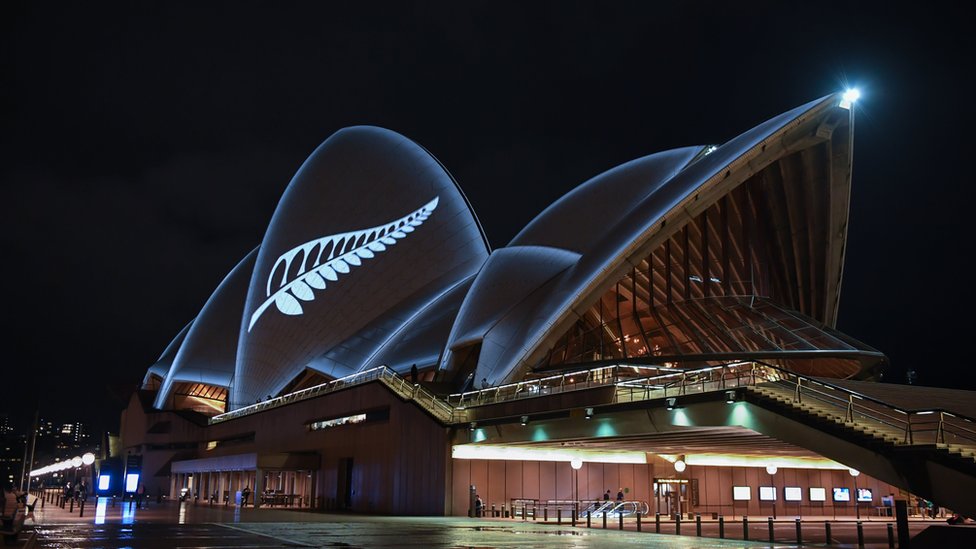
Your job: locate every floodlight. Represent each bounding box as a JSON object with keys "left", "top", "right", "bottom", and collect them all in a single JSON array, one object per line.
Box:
[
  {"left": 766, "top": 465, "right": 778, "bottom": 475},
  {"left": 840, "top": 88, "right": 860, "bottom": 109},
  {"left": 666, "top": 397, "right": 677, "bottom": 411},
  {"left": 520, "top": 415, "right": 529, "bottom": 426},
  {"left": 571, "top": 457, "right": 583, "bottom": 470}
]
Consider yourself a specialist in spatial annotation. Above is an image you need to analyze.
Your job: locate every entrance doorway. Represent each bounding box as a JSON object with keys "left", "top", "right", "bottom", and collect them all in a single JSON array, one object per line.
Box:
[{"left": 654, "top": 478, "right": 694, "bottom": 517}]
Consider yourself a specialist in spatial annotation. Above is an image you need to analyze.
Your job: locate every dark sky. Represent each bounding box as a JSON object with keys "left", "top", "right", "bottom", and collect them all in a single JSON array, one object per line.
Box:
[{"left": 2, "top": 1, "right": 973, "bottom": 433}]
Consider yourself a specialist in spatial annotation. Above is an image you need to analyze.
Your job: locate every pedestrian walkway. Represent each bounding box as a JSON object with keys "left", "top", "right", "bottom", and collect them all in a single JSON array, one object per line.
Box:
[{"left": 12, "top": 497, "right": 976, "bottom": 548}]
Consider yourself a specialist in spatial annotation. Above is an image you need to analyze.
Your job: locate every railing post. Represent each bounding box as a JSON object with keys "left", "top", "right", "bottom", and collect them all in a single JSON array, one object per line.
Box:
[
  {"left": 846, "top": 394, "right": 855, "bottom": 423},
  {"left": 937, "top": 412, "right": 945, "bottom": 444},
  {"left": 905, "top": 413, "right": 914, "bottom": 444},
  {"left": 794, "top": 377, "right": 802, "bottom": 403}
]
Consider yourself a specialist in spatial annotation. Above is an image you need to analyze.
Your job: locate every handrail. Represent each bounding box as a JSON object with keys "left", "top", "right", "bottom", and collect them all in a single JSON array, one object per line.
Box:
[
  {"left": 210, "top": 365, "right": 454, "bottom": 425},
  {"left": 207, "top": 358, "right": 976, "bottom": 453}
]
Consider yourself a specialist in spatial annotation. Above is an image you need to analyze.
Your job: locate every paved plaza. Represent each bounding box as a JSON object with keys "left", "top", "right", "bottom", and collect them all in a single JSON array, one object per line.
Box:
[{"left": 11, "top": 496, "right": 972, "bottom": 548}]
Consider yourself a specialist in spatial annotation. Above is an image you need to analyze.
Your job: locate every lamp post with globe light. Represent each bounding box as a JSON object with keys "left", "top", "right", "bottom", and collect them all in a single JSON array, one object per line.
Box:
[
  {"left": 571, "top": 457, "right": 583, "bottom": 517},
  {"left": 766, "top": 465, "right": 778, "bottom": 519},
  {"left": 849, "top": 468, "right": 861, "bottom": 519}
]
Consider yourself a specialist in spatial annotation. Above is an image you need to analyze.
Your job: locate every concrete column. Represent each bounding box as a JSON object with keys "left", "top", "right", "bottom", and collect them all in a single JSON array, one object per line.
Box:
[{"left": 253, "top": 468, "right": 265, "bottom": 508}]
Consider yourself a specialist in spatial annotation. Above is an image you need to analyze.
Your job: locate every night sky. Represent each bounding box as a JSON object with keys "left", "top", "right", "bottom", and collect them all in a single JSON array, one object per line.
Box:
[{"left": 2, "top": 2, "right": 973, "bottom": 433}]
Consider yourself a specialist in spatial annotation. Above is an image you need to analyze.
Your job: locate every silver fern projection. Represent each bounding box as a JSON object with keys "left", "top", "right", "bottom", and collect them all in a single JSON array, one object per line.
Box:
[{"left": 248, "top": 196, "right": 440, "bottom": 331}]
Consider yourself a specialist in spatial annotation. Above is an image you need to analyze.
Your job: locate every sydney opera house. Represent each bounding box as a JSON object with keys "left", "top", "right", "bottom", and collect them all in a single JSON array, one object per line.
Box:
[{"left": 118, "top": 92, "right": 976, "bottom": 519}]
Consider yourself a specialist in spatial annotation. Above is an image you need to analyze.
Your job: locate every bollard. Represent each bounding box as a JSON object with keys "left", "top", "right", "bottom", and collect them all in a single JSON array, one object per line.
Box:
[
  {"left": 719, "top": 515, "right": 725, "bottom": 538},
  {"left": 587, "top": 510, "right": 591, "bottom": 528},
  {"left": 69, "top": 498, "right": 74, "bottom": 512},
  {"left": 856, "top": 521, "right": 864, "bottom": 548},
  {"left": 557, "top": 508, "right": 562, "bottom": 525},
  {"left": 619, "top": 510, "right": 624, "bottom": 530},
  {"left": 572, "top": 508, "right": 576, "bottom": 527},
  {"left": 544, "top": 507, "right": 548, "bottom": 522},
  {"left": 676, "top": 513, "right": 681, "bottom": 535},
  {"left": 742, "top": 516, "right": 749, "bottom": 541},
  {"left": 768, "top": 516, "right": 774, "bottom": 543},
  {"left": 795, "top": 517, "right": 802, "bottom": 545},
  {"left": 887, "top": 522, "right": 895, "bottom": 548},
  {"left": 111, "top": 495, "right": 116, "bottom": 508},
  {"left": 603, "top": 510, "right": 607, "bottom": 529},
  {"left": 533, "top": 506, "right": 537, "bottom": 521},
  {"left": 636, "top": 511, "right": 641, "bottom": 532},
  {"left": 655, "top": 512, "right": 661, "bottom": 533},
  {"left": 696, "top": 513, "right": 702, "bottom": 537},
  {"left": 491, "top": 504, "right": 496, "bottom": 517},
  {"left": 79, "top": 499, "right": 85, "bottom": 518},
  {"left": 825, "top": 521, "right": 832, "bottom": 546}
]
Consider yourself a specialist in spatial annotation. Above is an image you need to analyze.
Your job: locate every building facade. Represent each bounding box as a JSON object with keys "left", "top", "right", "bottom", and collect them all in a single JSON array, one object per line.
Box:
[{"left": 116, "top": 93, "right": 976, "bottom": 518}]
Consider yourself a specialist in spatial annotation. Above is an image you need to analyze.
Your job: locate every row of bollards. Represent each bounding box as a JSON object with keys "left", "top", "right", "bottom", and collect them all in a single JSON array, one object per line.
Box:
[{"left": 508, "top": 506, "right": 891, "bottom": 547}]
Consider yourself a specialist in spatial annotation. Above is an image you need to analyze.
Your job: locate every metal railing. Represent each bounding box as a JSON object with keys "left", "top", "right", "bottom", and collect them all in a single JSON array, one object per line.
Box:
[
  {"left": 208, "top": 358, "right": 976, "bottom": 456},
  {"left": 447, "top": 364, "right": 680, "bottom": 409},
  {"left": 749, "top": 362, "right": 976, "bottom": 451},
  {"left": 210, "top": 366, "right": 456, "bottom": 425}
]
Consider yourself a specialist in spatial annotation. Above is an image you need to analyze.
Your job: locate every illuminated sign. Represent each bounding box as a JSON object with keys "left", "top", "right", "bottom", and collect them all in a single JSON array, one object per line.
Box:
[
  {"left": 125, "top": 473, "right": 140, "bottom": 493},
  {"left": 857, "top": 488, "right": 873, "bottom": 502},
  {"left": 832, "top": 487, "right": 851, "bottom": 502},
  {"left": 732, "top": 486, "right": 751, "bottom": 501},
  {"left": 248, "top": 196, "right": 440, "bottom": 331},
  {"left": 784, "top": 487, "right": 802, "bottom": 501},
  {"left": 759, "top": 486, "right": 776, "bottom": 501},
  {"left": 809, "top": 487, "right": 826, "bottom": 502},
  {"left": 98, "top": 475, "right": 111, "bottom": 491}
]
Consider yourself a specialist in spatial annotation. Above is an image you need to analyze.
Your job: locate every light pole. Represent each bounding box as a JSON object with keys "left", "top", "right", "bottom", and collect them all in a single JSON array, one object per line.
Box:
[
  {"left": 849, "top": 468, "right": 860, "bottom": 519},
  {"left": 571, "top": 457, "right": 583, "bottom": 516},
  {"left": 766, "top": 465, "right": 778, "bottom": 519}
]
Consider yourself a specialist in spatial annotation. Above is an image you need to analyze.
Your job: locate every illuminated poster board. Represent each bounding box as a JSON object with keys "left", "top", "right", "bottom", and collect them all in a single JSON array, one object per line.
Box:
[
  {"left": 784, "top": 487, "right": 802, "bottom": 501},
  {"left": 759, "top": 486, "right": 776, "bottom": 501},
  {"left": 98, "top": 475, "right": 111, "bottom": 491},
  {"left": 832, "top": 487, "right": 851, "bottom": 502},
  {"left": 125, "top": 473, "right": 140, "bottom": 493},
  {"left": 809, "top": 487, "right": 827, "bottom": 502},
  {"left": 732, "top": 486, "right": 751, "bottom": 501},
  {"left": 857, "top": 488, "right": 873, "bottom": 502}
]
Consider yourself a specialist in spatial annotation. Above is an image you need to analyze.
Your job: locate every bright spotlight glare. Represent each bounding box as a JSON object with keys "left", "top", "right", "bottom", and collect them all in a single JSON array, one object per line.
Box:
[
  {"left": 674, "top": 459, "right": 687, "bottom": 472},
  {"left": 82, "top": 453, "right": 96, "bottom": 465},
  {"left": 840, "top": 88, "right": 861, "bottom": 109}
]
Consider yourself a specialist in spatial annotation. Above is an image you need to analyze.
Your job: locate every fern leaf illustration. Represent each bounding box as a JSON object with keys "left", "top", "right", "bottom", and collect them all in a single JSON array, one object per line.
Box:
[{"left": 248, "top": 196, "right": 439, "bottom": 331}]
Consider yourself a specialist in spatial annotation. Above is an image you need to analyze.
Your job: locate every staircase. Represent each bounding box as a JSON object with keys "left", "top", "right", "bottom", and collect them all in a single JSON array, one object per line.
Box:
[{"left": 746, "top": 380, "right": 976, "bottom": 516}]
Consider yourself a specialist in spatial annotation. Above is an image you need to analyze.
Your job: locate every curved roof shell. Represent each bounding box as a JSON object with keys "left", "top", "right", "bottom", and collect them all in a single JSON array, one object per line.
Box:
[
  {"left": 233, "top": 126, "right": 489, "bottom": 409},
  {"left": 154, "top": 248, "right": 258, "bottom": 410},
  {"left": 443, "top": 94, "right": 873, "bottom": 385},
  {"left": 142, "top": 321, "right": 192, "bottom": 389}
]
